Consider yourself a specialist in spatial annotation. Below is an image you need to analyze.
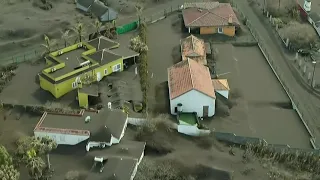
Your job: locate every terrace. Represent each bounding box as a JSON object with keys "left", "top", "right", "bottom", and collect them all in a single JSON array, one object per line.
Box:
[
  {"left": 177, "top": 112, "right": 198, "bottom": 126},
  {"left": 42, "top": 42, "right": 99, "bottom": 80}
]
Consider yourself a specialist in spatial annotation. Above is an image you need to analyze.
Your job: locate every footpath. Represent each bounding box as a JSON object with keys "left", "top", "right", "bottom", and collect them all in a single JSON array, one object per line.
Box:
[{"left": 233, "top": 0, "right": 320, "bottom": 148}]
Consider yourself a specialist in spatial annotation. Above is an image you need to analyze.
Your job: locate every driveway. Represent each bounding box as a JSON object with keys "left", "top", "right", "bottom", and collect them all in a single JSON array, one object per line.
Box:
[{"left": 233, "top": 0, "right": 320, "bottom": 147}]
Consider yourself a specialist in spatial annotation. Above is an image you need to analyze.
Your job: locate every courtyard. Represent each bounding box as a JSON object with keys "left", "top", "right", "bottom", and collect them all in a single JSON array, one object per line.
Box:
[{"left": 206, "top": 44, "right": 311, "bottom": 148}]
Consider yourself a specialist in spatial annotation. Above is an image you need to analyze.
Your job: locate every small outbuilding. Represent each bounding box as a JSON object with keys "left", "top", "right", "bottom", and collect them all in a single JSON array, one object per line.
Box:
[
  {"left": 90, "top": 0, "right": 118, "bottom": 22},
  {"left": 212, "top": 79, "right": 230, "bottom": 99},
  {"left": 180, "top": 35, "right": 207, "bottom": 65},
  {"left": 168, "top": 59, "right": 216, "bottom": 117}
]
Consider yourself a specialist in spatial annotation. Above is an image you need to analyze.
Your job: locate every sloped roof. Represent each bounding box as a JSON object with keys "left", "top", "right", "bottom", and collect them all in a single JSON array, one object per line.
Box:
[
  {"left": 77, "top": 0, "right": 95, "bottom": 8},
  {"left": 184, "top": 2, "right": 220, "bottom": 10},
  {"left": 182, "top": 2, "right": 240, "bottom": 27},
  {"left": 180, "top": 35, "right": 206, "bottom": 65},
  {"left": 90, "top": 0, "right": 109, "bottom": 17},
  {"left": 212, "top": 79, "right": 230, "bottom": 91},
  {"left": 168, "top": 59, "right": 215, "bottom": 99}
]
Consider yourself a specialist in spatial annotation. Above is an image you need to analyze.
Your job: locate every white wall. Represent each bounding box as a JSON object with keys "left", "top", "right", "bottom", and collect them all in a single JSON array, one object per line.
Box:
[
  {"left": 177, "top": 125, "right": 211, "bottom": 136},
  {"left": 170, "top": 90, "right": 215, "bottom": 117},
  {"left": 216, "top": 90, "right": 229, "bottom": 99},
  {"left": 34, "top": 131, "right": 89, "bottom": 145}
]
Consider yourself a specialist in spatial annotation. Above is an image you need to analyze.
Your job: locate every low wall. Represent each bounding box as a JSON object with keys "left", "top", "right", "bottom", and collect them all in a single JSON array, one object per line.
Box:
[
  {"left": 177, "top": 125, "right": 211, "bottom": 136},
  {"left": 214, "top": 131, "right": 320, "bottom": 155}
]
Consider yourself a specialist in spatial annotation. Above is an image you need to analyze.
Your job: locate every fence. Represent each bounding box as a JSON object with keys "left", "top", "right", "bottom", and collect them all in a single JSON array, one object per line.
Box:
[
  {"left": 229, "top": 0, "right": 318, "bottom": 148},
  {"left": 214, "top": 131, "right": 320, "bottom": 154},
  {"left": 116, "top": 21, "right": 139, "bottom": 34},
  {"left": 0, "top": 5, "right": 181, "bottom": 67},
  {"left": 264, "top": 11, "right": 320, "bottom": 91}
]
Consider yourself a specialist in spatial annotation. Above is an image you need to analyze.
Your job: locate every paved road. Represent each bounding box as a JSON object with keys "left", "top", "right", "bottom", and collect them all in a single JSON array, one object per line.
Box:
[{"left": 234, "top": 0, "right": 320, "bottom": 147}]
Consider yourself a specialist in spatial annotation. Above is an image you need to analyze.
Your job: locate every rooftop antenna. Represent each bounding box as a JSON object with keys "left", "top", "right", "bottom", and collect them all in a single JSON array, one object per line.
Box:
[
  {"left": 98, "top": 37, "right": 101, "bottom": 50},
  {"left": 100, "top": 49, "right": 106, "bottom": 63}
]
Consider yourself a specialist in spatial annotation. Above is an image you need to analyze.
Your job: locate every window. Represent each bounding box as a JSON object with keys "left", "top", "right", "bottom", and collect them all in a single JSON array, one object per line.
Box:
[
  {"left": 218, "top": 27, "right": 223, "bottom": 33},
  {"left": 112, "top": 64, "right": 121, "bottom": 72},
  {"left": 72, "top": 82, "right": 77, "bottom": 88},
  {"left": 104, "top": 69, "right": 108, "bottom": 75}
]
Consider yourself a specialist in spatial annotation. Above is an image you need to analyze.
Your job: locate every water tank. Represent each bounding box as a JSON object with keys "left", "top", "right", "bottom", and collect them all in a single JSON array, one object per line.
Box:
[
  {"left": 304, "top": 0, "right": 311, "bottom": 12},
  {"left": 177, "top": 103, "right": 183, "bottom": 112}
]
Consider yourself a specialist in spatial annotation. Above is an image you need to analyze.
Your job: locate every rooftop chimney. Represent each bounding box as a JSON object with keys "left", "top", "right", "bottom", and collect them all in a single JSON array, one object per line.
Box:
[{"left": 228, "top": 14, "right": 233, "bottom": 24}]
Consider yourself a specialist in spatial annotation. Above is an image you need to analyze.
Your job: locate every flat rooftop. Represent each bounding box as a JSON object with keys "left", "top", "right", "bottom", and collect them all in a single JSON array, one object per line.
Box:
[
  {"left": 49, "top": 48, "right": 91, "bottom": 77},
  {"left": 36, "top": 109, "right": 128, "bottom": 139},
  {"left": 39, "top": 111, "right": 100, "bottom": 131},
  {"left": 79, "top": 83, "right": 99, "bottom": 96},
  {"left": 87, "top": 140, "right": 146, "bottom": 160},
  {"left": 88, "top": 157, "right": 137, "bottom": 180}
]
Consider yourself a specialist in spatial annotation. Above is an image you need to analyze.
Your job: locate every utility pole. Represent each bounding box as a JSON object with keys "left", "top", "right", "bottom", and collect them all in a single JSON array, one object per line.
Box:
[{"left": 311, "top": 60, "right": 317, "bottom": 88}]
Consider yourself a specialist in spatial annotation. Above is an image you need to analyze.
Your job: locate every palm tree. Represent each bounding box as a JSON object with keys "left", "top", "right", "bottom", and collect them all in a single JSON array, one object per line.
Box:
[
  {"left": 135, "top": 2, "right": 144, "bottom": 23},
  {"left": 93, "top": 19, "right": 103, "bottom": 36},
  {"left": 26, "top": 157, "right": 45, "bottom": 180},
  {"left": 103, "top": 22, "right": 116, "bottom": 39},
  {"left": 41, "top": 35, "right": 56, "bottom": 56},
  {"left": 60, "top": 30, "right": 70, "bottom": 48},
  {"left": 72, "top": 23, "right": 86, "bottom": 42}
]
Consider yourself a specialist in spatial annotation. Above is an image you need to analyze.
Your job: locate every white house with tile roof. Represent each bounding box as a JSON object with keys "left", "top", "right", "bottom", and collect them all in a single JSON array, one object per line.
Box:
[
  {"left": 212, "top": 79, "right": 230, "bottom": 99},
  {"left": 168, "top": 59, "right": 216, "bottom": 117}
]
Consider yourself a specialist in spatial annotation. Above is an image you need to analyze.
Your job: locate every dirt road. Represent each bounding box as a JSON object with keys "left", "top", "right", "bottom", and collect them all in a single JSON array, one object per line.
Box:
[{"left": 233, "top": 0, "right": 320, "bottom": 147}]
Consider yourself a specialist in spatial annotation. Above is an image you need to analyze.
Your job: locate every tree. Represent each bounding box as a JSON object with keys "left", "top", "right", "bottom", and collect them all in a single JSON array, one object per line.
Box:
[
  {"left": 103, "top": 22, "right": 117, "bottom": 39},
  {"left": 15, "top": 136, "right": 57, "bottom": 180},
  {"left": 279, "top": 21, "right": 318, "bottom": 50},
  {"left": 129, "top": 36, "right": 148, "bottom": 53},
  {"left": 41, "top": 35, "right": 56, "bottom": 56},
  {"left": 61, "top": 30, "right": 70, "bottom": 48},
  {"left": 72, "top": 23, "right": 86, "bottom": 42},
  {"left": 135, "top": 2, "right": 144, "bottom": 22},
  {"left": 0, "top": 164, "right": 20, "bottom": 180},
  {"left": 0, "top": 145, "right": 12, "bottom": 165},
  {"left": 0, "top": 145, "right": 20, "bottom": 180},
  {"left": 93, "top": 18, "right": 103, "bottom": 37},
  {"left": 26, "top": 157, "right": 46, "bottom": 180}
]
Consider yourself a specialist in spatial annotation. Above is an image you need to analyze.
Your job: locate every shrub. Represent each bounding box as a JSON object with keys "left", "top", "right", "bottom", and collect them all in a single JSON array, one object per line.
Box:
[
  {"left": 135, "top": 159, "right": 194, "bottom": 180},
  {"left": 135, "top": 116, "right": 174, "bottom": 155},
  {"left": 266, "top": 0, "right": 295, "bottom": 17},
  {"left": 279, "top": 21, "right": 318, "bottom": 50}
]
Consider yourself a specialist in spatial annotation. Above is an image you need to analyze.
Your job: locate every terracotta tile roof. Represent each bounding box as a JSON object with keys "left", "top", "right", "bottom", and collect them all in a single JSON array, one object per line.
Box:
[
  {"left": 184, "top": 2, "right": 220, "bottom": 10},
  {"left": 180, "top": 35, "right": 207, "bottom": 65},
  {"left": 212, "top": 79, "right": 230, "bottom": 91},
  {"left": 168, "top": 59, "right": 215, "bottom": 99},
  {"left": 182, "top": 2, "right": 240, "bottom": 27}
]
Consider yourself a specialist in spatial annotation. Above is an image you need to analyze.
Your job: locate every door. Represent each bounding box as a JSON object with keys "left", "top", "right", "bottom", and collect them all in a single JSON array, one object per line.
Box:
[
  {"left": 97, "top": 72, "right": 102, "bottom": 82},
  {"left": 203, "top": 106, "right": 209, "bottom": 117}
]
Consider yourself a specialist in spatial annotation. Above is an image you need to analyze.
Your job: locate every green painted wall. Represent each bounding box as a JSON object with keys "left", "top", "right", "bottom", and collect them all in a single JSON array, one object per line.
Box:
[
  {"left": 39, "top": 75, "right": 56, "bottom": 96},
  {"left": 78, "top": 91, "right": 88, "bottom": 108},
  {"left": 95, "top": 57, "right": 124, "bottom": 77}
]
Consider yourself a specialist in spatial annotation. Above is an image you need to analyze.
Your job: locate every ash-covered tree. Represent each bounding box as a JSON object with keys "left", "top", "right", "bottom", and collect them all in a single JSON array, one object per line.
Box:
[
  {"left": 60, "top": 30, "right": 70, "bottom": 48},
  {"left": 129, "top": 21, "right": 149, "bottom": 113},
  {"left": 41, "top": 35, "right": 56, "bottom": 57},
  {"left": 0, "top": 145, "right": 20, "bottom": 180},
  {"left": 15, "top": 136, "right": 57, "bottom": 180},
  {"left": 279, "top": 21, "right": 318, "bottom": 50},
  {"left": 72, "top": 23, "right": 86, "bottom": 42}
]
